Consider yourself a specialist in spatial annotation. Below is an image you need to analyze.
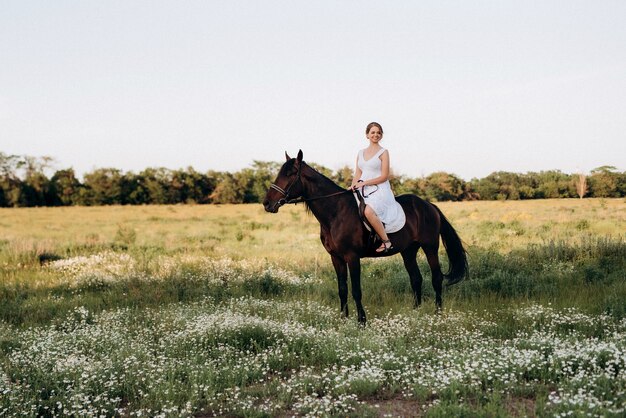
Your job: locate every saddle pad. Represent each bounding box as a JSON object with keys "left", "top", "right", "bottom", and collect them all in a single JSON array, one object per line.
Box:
[{"left": 355, "top": 195, "right": 407, "bottom": 234}]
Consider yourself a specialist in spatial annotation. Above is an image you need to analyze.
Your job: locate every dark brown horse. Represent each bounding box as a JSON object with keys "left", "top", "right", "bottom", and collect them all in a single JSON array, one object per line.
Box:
[{"left": 263, "top": 150, "right": 468, "bottom": 324}]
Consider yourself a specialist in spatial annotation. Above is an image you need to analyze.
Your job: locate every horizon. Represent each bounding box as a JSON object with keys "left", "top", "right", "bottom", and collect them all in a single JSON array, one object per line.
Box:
[{"left": 3, "top": 150, "right": 621, "bottom": 183}]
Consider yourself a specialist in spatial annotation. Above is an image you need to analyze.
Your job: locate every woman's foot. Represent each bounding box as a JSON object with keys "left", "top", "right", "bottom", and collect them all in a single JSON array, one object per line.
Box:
[{"left": 376, "top": 240, "right": 393, "bottom": 253}]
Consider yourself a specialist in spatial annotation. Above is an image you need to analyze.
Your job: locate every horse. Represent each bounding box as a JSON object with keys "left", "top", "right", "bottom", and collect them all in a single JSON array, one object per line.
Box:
[{"left": 263, "top": 150, "right": 468, "bottom": 324}]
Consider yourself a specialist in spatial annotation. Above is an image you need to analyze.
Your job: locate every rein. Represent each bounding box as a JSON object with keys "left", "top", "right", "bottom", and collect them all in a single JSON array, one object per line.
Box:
[
  {"left": 269, "top": 165, "right": 378, "bottom": 207},
  {"left": 279, "top": 189, "right": 353, "bottom": 205},
  {"left": 270, "top": 178, "right": 352, "bottom": 205}
]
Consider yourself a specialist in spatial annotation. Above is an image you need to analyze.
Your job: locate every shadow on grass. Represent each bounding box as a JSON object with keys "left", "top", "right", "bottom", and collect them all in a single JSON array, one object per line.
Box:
[{"left": 1, "top": 237, "right": 625, "bottom": 327}]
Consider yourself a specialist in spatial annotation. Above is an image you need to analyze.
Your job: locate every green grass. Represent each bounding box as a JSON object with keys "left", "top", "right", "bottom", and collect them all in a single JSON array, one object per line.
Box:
[{"left": 0, "top": 200, "right": 625, "bottom": 416}]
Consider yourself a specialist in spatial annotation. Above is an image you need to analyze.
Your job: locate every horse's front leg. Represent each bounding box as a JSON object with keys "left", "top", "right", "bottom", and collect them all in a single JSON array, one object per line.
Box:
[
  {"left": 347, "top": 255, "right": 366, "bottom": 325},
  {"left": 331, "top": 254, "right": 349, "bottom": 318}
]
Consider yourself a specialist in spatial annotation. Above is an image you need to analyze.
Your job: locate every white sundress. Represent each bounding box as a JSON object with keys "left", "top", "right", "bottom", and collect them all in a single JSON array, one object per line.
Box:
[{"left": 356, "top": 148, "right": 406, "bottom": 233}]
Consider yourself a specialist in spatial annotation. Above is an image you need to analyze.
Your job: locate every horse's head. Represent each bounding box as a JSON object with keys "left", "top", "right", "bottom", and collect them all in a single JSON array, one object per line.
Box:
[{"left": 263, "top": 150, "right": 305, "bottom": 213}]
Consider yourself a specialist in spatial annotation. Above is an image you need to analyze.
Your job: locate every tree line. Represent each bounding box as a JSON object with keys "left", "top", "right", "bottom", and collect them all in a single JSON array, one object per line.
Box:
[{"left": 1, "top": 152, "right": 624, "bottom": 207}]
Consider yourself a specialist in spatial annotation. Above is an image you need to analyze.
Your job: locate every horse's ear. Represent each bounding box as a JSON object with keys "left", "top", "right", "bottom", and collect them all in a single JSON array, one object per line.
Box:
[
  {"left": 296, "top": 150, "right": 303, "bottom": 164},
  {"left": 285, "top": 152, "right": 291, "bottom": 161}
]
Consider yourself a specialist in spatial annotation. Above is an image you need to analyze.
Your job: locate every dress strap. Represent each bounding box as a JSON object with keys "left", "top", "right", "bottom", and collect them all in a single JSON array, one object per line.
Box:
[
  {"left": 359, "top": 147, "right": 386, "bottom": 163},
  {"left": 373, "top": 147, "right": 386, "bottom": 159}
]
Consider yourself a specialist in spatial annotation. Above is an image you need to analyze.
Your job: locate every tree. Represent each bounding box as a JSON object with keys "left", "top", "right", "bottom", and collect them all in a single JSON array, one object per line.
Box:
[
  {"left": 180, "top": 167, "right": 215, "bottom": 204},
  {"left": 81, "top": 168, "right": 124, "bottom": 205},
  {"left": 234, "top": 168, "right": 257, "bottom": 203},
  {"left": 397, "top": 176, "right": 427, "bottom": 197},
  {"left": 0, "top": 153, "right": 25, "bottom": 207},
  {"left": 119, "top": 171, "right": 149, "bottom": 205},
  {"left": 49, "top": 169, "right": 82, "bottom": 206},
  {"left": 1, "top": 151, "right": 622, "bottom": 205},
  {"left": 209, "top": 172, "right": 244, "bottom": 203},
  {"left": 422, "top": 172, "right": 465, "bottom": 201},
  {"left": 22, "top": 173, "right": 51, "bottom": 206},
  {"left": 17, "top": 156, "right": 55, "bottom": 206},
  {"left": 331, "top": 165, "right": 354, "bottom": 189},
  {"left": 388, "top": 172, "right": 409, "bottom": 195},
  {"left": 248, "top": 161, "right": 280, "bottom": 203},
  {"left": 533, "top": 170, "right": 575, "bottom": 199},
  {"left": 470, "top": 176, "right": 497, "bottom": 200},
  {"left": 138, "top": 168, "right": 171, "bottom": 204},
  {"left": 617, "top": 171, "right": 626, "bottom": 197},
  {"left": 169, "top": 169, "right": 191, "bottom": 204},
  {"left": 589, "top": 166, "right": 619, "bottom": 198},
  {"left": 574, "top": 173, "right": 588, "bottom": 199}
]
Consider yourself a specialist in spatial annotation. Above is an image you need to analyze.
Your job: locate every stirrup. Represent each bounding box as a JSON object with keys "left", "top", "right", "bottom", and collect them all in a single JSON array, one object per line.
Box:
[{"left": 376, "top": 240, "right": 393, "bottom": 253}]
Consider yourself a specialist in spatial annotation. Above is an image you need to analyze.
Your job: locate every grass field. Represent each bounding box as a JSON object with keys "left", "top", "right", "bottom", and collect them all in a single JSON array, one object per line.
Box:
[{"left": 1, "top": 199, "right": 625, "bottom": 417}]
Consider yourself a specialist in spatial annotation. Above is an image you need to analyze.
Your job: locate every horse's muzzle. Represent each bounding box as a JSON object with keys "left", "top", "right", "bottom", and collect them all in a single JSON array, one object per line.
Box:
[{"left": 263, "top": 199, "right": 282, "bottom": 213}]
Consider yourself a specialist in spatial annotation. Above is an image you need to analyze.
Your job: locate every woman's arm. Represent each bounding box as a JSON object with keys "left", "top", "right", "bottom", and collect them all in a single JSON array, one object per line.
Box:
[
  {"left": 360, "top": 150, "right": 390, "bottom": 186},
  {"left": 351, "top": 155, "right": 362, "bottom": 189}
]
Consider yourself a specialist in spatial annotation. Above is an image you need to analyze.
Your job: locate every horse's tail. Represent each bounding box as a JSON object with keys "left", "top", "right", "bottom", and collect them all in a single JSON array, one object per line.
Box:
[{"left": 433, "top": 204, "right": 469, "bottom": 286}]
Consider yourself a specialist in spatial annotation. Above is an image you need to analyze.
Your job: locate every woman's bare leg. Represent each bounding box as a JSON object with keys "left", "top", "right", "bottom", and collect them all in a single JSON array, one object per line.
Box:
[{"left": 364, "top": 206, "right": 391, "bottom": 249}]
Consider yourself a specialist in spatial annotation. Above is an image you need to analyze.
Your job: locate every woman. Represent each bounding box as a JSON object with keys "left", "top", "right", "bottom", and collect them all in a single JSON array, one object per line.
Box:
[{"left": 350, "top": 122, "right": 405, "bottom": 253}]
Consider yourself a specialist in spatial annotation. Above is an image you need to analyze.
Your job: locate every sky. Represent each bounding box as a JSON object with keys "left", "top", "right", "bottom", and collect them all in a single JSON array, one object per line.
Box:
[{"left": 1, "top": 0, "right": 625, "bottom": 180}]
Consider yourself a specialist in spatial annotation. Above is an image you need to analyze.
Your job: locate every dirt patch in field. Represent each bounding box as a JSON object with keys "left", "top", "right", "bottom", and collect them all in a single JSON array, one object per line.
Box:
[
  {"left": 362, "top": 398, "right": 425, "bottom": 417},
  {"left": 361, "top": 395, "right": 536, "bottom": 417},
  {"left": 506, "top": 397, "right": 536, "bottom": 417}
]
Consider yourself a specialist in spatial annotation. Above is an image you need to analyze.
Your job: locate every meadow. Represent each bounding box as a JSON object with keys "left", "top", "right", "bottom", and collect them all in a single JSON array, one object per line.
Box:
[{"left": 0, "top": 198, "right": 625, "bottom": 417}]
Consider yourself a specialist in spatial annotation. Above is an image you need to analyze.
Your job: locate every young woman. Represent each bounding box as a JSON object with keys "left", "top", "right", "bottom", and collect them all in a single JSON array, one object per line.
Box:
[{"left": 350, "top": 122, "right": 404, "bottom": 253}]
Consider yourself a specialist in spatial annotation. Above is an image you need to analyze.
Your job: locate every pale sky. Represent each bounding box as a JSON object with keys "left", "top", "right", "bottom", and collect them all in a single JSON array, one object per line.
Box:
[{"left": 1, "top": 0, "right": 625, "bottom": 180}]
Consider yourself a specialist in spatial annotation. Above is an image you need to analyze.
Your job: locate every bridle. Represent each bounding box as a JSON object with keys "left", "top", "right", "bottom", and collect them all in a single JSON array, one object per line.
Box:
[
  {"left": 269, "top": 166, "right": 304, "bottom": 207},
  {"left": 269, "top": 164, "right": 377, "bottom": 208}
]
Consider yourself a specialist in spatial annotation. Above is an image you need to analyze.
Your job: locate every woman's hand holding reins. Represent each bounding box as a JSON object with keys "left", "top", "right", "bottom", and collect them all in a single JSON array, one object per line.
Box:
[{"left": 350, "top": 180, "right": 365, "bottom": 191}]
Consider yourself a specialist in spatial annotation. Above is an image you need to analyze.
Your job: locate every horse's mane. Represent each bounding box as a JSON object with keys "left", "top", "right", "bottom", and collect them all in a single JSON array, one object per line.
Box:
[
  {"left": 301, "top": 161, "right": 344, "bottom": 188},
  {"left": 301, "top": 161, "right": 347, "bottom": 214}
]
